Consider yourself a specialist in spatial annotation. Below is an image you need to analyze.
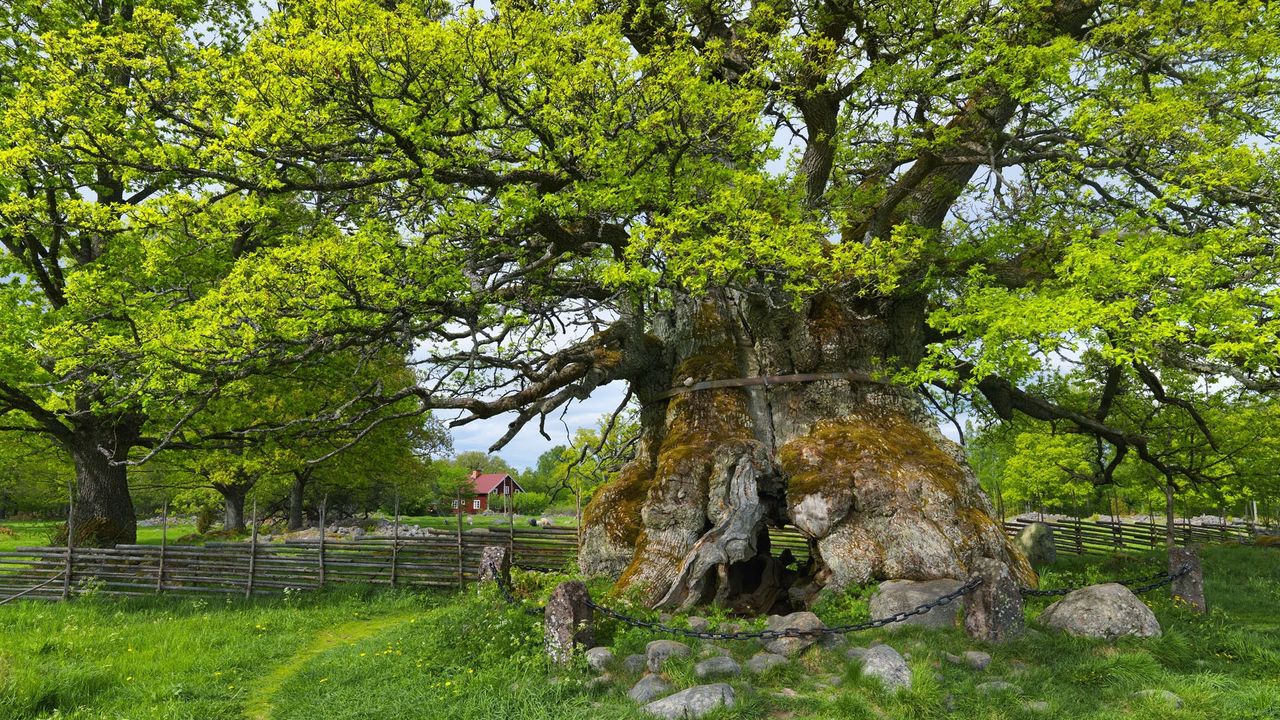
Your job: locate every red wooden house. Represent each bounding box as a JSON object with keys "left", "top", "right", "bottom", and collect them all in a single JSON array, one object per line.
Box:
[{"left": 455, "top": 470, "right": 524, "bottom": 514}]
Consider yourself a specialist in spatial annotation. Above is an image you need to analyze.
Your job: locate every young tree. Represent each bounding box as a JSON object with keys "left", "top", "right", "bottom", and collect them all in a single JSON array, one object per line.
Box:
[
  {"left": 159, "top": 0, "right": 1280, "bottom": 609},
  {"left": 548, "top": 412, "right": 640, "bottom": 527},
  {"left": 157, "top": 349, "right": 447, "bottom": 531},
  {"left": 0, "top": 0, "right": 333, "bottom": 544}
]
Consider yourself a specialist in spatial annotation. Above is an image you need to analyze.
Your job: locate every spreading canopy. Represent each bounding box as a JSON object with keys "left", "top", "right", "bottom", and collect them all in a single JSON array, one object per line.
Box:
[
  {"left": 166, "top": 0, "right": 1280, "bottom": 495},
  {"left": 5, "top": 0, "right": 1280, "bottom": 507}
]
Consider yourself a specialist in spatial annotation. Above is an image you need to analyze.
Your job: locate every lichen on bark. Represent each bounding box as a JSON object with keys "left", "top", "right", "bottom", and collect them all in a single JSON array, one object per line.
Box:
[{"left": 579, "top": 289, "right": 1033, "bottom": 611}]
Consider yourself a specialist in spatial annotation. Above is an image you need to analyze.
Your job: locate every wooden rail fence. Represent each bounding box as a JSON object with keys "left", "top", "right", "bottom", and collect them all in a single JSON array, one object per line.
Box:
[
  {"left": 16, "top": 517, "right": 1268, "bottom": 603},
  {"left": 1003, "top": 517, "right": 1279, "bottom": 556},
  {"left": 0, "top": 526, "right": 578, "bottom": 602}
]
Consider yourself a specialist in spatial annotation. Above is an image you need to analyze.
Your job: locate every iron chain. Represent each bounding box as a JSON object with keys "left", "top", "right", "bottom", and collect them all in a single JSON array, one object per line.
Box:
[
  {"left": 586, "top": 576, "right": 981, "bottom": 641},
  {"left": 1019, "top": 564, "right": 1192, "bottom": 598},
  {"left": 487, "top": 561, "right": 547, "bottom": 616},
  {"left": 488, "top": 562, "right": 1192, "bottom": 640}
]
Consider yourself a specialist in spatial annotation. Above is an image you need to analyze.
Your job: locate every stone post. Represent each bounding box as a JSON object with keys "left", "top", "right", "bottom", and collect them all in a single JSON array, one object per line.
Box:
[
  {"left": 478, "top": 546, "right": 512, "bottom": 590},
  {"left": 544, "top": 581, "right": 594, "bottom": 665},
  {"left": 1015, "top": 522, "right": 1056, "bottom": 568},
  {"left": 1168, "top": 546, "right": 1206, "bottom": 613},
  {"left": 964, "top": 557, "right": 1024, "bottom": 643}
]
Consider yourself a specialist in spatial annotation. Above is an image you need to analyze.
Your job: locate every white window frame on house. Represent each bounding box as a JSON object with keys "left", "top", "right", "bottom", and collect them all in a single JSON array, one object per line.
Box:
[{"left": 473, "top": 499, "right": 482, "bottom": 510}]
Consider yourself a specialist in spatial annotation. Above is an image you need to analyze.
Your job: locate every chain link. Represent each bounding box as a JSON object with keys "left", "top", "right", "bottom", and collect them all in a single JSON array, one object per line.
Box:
[
  {"left": 1019, "top": 564, "right": 1191, "bottom": 598},
  {"left": 1124, "top": 563, "right": 1192, "bottom": 595},
  {"left": 488, "top": 562, "right": 547, "bottom": 617},
  {"left": 586, "top": 576, "right": 982, "bottom": 641},
  {"left": 488, "top": 561, "right": 1192, "bottom": 640}
]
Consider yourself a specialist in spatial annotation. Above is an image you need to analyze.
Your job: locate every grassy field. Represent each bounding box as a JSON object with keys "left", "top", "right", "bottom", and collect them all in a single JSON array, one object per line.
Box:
[
  {"left": 399, "top": 513, "right": 578, "bottom": 531},
  {"left": 0, "top": 522, "right": 199, "bottom": 553},
  {"left": 1, "top": 545, "right": 1276, "bottom": 719},
  {"left": 0, "top": 514, "right": 575, "bottom": 553}
]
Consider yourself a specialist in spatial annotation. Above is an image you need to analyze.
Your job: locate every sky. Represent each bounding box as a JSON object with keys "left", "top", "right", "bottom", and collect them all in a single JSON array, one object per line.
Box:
[
  {"left": 448, "top": 380, "right": 966, "bottom": 471},
  {"left": 445, "top": 381, "right": 629, "bottom": 471}
]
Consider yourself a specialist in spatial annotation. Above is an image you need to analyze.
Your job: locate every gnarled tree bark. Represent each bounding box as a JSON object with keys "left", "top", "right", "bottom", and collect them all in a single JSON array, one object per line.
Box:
[{"left": 581, "top": 289, "right": 1031, "bottom": 612}]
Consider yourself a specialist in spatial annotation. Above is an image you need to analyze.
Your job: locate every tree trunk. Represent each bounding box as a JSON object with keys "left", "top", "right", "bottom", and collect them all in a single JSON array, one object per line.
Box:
[
  {"left": 218, "top": 484, "right": 249, "bottom": 533},
  {"left": 1164, "top": 481, "right": 1177, "bottom": 551},
  {"left": 581, "top": 289, "right": 1032, "bottom": 612},
  {"left": 66, "top": 419, "right": 140, "bottom": 547},
  {"left": 288, "top": 471, "right": 310, "bottom": 531}
]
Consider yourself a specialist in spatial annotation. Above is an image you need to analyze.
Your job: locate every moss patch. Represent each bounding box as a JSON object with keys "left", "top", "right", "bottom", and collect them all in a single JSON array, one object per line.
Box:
[
  {"left": 581, "top": 460, "right": 653, "bottom": 549},
  {"left": 780, "top": 411, "right": 966, "bottom": 502}
]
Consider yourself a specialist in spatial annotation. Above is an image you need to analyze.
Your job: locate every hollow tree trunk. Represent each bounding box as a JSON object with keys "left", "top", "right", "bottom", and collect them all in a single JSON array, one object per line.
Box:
[
  {"left": 581, "top": 289, "right": 1032, "bottom": 612},
  {"left": 66, "top": 419, "right": 140, "bottom": 547}
]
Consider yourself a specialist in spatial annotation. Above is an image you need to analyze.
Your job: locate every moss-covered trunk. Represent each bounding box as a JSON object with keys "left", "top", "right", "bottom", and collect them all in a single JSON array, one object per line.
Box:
[{"left": 581, "top": 289, "right": 1031, "bottom": 612}]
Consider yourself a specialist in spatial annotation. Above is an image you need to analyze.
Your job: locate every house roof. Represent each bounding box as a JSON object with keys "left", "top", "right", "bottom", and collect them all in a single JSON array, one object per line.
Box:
[{"left": 470, "top": 472, "right": 523, "bottom": 495}]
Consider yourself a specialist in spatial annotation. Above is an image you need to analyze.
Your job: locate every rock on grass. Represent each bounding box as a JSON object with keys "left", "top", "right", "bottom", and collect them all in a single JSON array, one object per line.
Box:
[
  {"left": 1038, "top": 584, "right": 1161, "bottom": 640},
  {"left": 585, "top": 646, "right": 613, "bottom": 673},
  {"left": 646, "top": 640, "right": 691, "bottom": 673},
  {"left": 628, "top": 675, "right": 673, "bottom": 703},
  {"left": 859, "top": 644, "right": 911, "bottom": 691},
  {"left": 693, "top": 655, "right": 741, "bottom": 679},
  {"left": 746, "top": 652, "right": 787, "bottom": 674},
  {"left": 643, "top": 683, "right": 735, "bottom": 719}
]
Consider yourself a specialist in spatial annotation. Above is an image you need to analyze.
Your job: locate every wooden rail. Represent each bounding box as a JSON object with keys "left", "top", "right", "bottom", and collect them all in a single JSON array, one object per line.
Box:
[
  {"left": 0, "top": 526, "right": 580, "bottom": 602},
  {"left": 1003, "top": 517, "right": 1278, "bottom": 556}
]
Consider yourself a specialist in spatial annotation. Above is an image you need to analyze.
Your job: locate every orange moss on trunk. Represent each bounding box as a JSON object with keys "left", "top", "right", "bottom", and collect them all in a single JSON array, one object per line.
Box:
[{"left": 780, "top": 412, "right": 964, "bottom": 503}]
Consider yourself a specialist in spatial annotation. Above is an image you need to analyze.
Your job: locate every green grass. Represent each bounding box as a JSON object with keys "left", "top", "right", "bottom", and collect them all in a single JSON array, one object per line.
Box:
[
  {"left": 399, "top": 513, "right": 578, "bottom": 531},
  {"left": 0, "top": 587, "right": 431, "bottom": 720},
  {"left": 0, "top": 545, "right": 1276, "bottom": 719},
  {"left": 0, "top": 521, "right": 200, "bottom": 553},
  {"left": 0, "top": 515, "right": 573, "bottom": 553}
]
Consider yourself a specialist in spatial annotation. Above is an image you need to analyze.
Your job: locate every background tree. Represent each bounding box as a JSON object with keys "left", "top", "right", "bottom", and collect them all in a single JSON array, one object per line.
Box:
[
  {"left": 152, "top": 350, "right": 448, "bottom": 532},
  {"left": 966, "top": 370, "right": 1280, "bottom": 542},
  {"left": 0, "top": 0, "right": 337, "bottom": 544},
  {"left": 451, "top": 452, "right": 517, "bottom": 477},
  {"left": 545, "top": 412, "right": 640, "bottom": 527},
  {"left": 0, "top": 433, "right": 71, "bottom": 519}
]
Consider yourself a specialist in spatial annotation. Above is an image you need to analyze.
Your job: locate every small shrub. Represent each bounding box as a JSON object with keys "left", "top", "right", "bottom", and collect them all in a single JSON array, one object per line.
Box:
[
  {"left": 195, "top": 508, "right": 217, "bottom": 534},
  {"left": 47, "top": 519, "right": 133, "bottom": 548},
  {"left": 513, "top": 492, "right": 550, "bottom": 516}
]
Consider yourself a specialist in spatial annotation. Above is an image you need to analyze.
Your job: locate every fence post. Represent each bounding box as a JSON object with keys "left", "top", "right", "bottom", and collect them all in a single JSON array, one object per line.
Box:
[
  {"left": 1169, "top": 546, "right": 1207, "bottom": 613},
  {"left": 544, "top": 581, "right": 594, "bottom": 665},
  {"left": 964, "top": 558, "right": 1024, "bottom": 643},
  {"left": 478, "top": 546, "right": 511, "bottom": 590},
  {"left": 317, "top": 497, "right": 327, "bottom": 589},
  {"left": 156, "top": 500, "right": 168, "bottom": 593},
  {"left": 456, "top": 487, "right": 464, "bottom": 592},
  {"left": 62, "top": 493, "right": 74, "bottom": 601},
  {"left": 506, "top": 488, "right": 514, "bottom": 561},
  {"left": 390, "top": 491, "right": 400, "bottom": 588},
  {"left": 245, "top": 498, "right": 258, "bottom": 600},
  {"left": 1074, "top": 518, "right": 1083, "bottom": 555}
]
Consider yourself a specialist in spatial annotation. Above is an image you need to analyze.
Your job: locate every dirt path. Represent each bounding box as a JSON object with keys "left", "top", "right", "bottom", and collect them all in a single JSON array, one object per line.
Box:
[{"left": 243, "top": 612, "right": 418, "bottom": 720}]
